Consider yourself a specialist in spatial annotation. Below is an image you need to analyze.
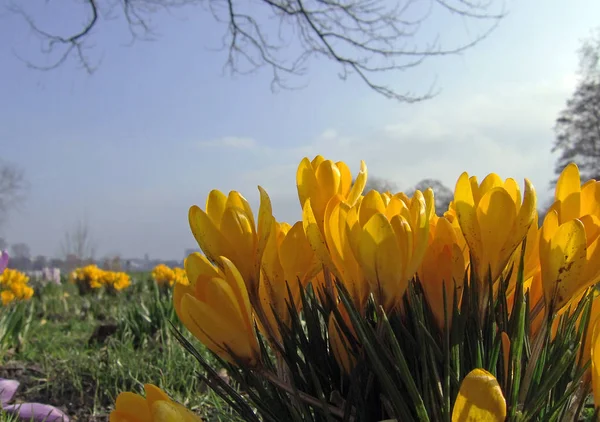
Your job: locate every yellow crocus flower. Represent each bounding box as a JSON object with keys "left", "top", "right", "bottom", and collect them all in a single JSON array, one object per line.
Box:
[
  {"left": 174, "top": 253, "right": 260, "bottom": 367},
  {"left": 322, "top": 195, "right": 370, "bottom": 310},
  {"left": 540, "top": 163, "right": 600, "bottom": 311},
  {"left": 188, "top": 187, "right": 272, "bottom": 297},
  {"left": 454, "top": 172, "right": 537, "bottom": 294},
  {"left": 350, "top": 190, "right": 430, "bottom": 312},
  {"left": 452, "top": 368, "right": 507, "bottom": 422},
  {"left": 110, "top": 384, "right": 203, "bottom": 422},
  {"left": 418, "top": 216, "right": 467, "bottom": 330},
  {"left": 296, "top": 155, "right": 367, "bottom": 233},
  {"left": 299, "top": 156, "right": 368, "bottom": 301},
  {"left": 259, "top": 219, "right": 320, "bottom": 340}
]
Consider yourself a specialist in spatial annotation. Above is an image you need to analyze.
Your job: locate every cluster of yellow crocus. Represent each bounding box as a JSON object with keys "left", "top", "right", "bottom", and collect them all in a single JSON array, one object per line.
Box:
[
  {"left": 151, "top": 264, "right": 189, "bottom": 287},
  {"left": 0, "top": 268, "right": 34, "bottom": 306},
  {"left": 112, "top": 156, "right": 600, "bottom": 419},
  {"left": 70, "top": 265, "right": 131, "bottom": 292}
]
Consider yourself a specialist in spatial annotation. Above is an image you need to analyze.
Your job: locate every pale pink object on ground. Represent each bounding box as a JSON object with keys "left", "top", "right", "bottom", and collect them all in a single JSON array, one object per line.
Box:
[{"left": 0, "top": 378, "right": 19, "bottom": 406}]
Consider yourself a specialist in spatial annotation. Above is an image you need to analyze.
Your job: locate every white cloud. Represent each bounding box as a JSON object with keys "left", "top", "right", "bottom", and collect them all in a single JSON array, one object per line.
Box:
[{"left": 196, "top": 136, "right": 257, "bottom": 149}]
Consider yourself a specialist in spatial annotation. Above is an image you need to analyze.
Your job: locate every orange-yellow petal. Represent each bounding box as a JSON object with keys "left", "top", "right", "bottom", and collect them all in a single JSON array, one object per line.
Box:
[{"left": 452, "top": 369, "right": 506, "bottom": 422}]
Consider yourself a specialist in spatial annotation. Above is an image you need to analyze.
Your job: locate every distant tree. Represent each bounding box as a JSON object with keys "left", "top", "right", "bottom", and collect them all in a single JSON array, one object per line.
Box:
[
  {"left": 552, "top": 29, "right": 600, "bottom": 184},
  {"left": 9, "top": 243, "right": 32, "bottom": 271},
  {"left": 33, "top": 255, "right": 48, "bottom": 271},
  {"left": 49, "top": 258, "right": 65, "bottom": 269},
  {"left": 409, "top": 178, "right": 454, "bottom": 215},
  {"left": 0, "top": 160, "right": 28, "bottom": 226},
  {"left": 61, "top": 219, "right": 97, "bottom": 262},
  {"left": 10, "top": 243, "right": 31, "bottom": 260},
  {"left": 8, "top": 0, "right": 503, "bottom": 102}
]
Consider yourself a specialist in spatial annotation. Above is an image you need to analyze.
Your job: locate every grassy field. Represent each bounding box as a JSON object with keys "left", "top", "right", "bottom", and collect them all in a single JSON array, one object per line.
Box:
[{"left": 0, "top": 274, "right": 239, "bottom": 421}]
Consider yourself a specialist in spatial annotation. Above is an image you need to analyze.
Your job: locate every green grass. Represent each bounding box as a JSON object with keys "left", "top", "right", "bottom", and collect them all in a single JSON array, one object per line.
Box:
[{"left": 0, "top": 275, "right": 241, "bottom": 421}]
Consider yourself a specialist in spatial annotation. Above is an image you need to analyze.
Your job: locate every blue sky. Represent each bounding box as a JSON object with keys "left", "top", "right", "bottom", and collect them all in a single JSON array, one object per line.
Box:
[{"left": 0, "top": 0, "right": 598, "bottom": 260}]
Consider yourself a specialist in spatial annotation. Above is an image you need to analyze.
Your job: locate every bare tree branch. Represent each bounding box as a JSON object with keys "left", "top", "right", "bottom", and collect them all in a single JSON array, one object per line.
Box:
[{"left": 8, "top": 0, "right": 505, "bottom": 101}]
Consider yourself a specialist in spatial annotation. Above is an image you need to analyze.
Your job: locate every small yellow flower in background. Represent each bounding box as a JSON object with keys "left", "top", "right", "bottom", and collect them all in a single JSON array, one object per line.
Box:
[
  {"left": 108, "top": 272, "right": 132, "bottom": 291},
  {"left": 110, "top": 384, "right": 202, "bottom": 422},
  {"left": 452, "top": 368, "right": 506, "bottom": 422},
  {"left": 152, "top": 264, "right": 175, "bottom": 286},
  {"left": 259, "top": 219, "right": 320, "bottom": 340},
  {"left": 188, "top": 187, "right": 272, "bottom": 298},
  {"left": 0, "top": 268, "right": 34, "bottom": 305},
  {"left": 418, "top": 216, "right": 467, "bottom": 329},
  {"left": 173, "top": 268, "right": 189, "bottom": 286},
  {"left": 1, "top": 290, "right": 15, "bottom": 305},
  {"left": 540, "top": 164, "right": 600, "bottom": 312},
  {"left": 454, "top": 172, "right": 536, "bottom": 304},
  {"left": 175, "top": 253, "right": 260, "bottom": 366},
  {"left": 349, "top": 189, "right": 430, "bottom": 312},
  {"left": 71, "top": 265, "right": 105, "bottom": 289},
  {"left": 152, "top": 264, "right": 189, "bottom": 287}
]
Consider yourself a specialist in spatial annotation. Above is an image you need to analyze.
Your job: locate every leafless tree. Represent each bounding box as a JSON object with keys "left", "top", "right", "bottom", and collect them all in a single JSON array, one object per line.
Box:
[
  {"left": 60, "top": 219, "right": 97, "bottom": 261},
  {"left": 10, "top": 243, "right": 31, "bottom": 260},
  {"left": 8, "top": 0, "right": 504, "bottom": 102},
  {"left": 552, "top": 29, "right": 600, "bottom": 184},
  {"left": 0, "top": 160, "right": 28, "bottom": 226}
]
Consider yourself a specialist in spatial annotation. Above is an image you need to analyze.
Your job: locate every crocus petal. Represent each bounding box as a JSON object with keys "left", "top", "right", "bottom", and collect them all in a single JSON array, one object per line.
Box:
[
  {"left": 112, "top": 392, "right": 152, "bottom": 422},
  {"left": 0, "top": 378, "right": 19, "bottom": 406},
  {"left": 144, "top": 384, "right": 171, "bottom": 410},
  {"left": 542, "top": 219, "right": 587, "bottom": 310},
  {"left": 303, "top": 199, "right": 338, "bottom": 278},
  {"left": 454, "top": 172, "right": 483, "bottom": 267},
  {"left": 346, "top": 160, "right": 367, "bottom": 207},
  {"left": 335, "top": 161, "right": 352, "bottom": 197},
  {"left": 358, "top": 213, "right": 403, "bottom": 311},
  {"left": 581, "top": 180, "right": 600, "bottom": 217},
  {"left": 256, "top": 186, "right": 274, "bottom": 274},
  {"left": 452, "top": 369, "right": 506, "bottom": 422},
  {"left": 555, "top": 163, "right": 581, "bottom": 222},
  {"left": 2, "top": 403, "right": 70, "bottom": 422},
  {"left": 205, "top": 190, "right": 228, "bottom": 227},
  {"left": 188, "top": 206, "right": 235, "bottom": 268}
]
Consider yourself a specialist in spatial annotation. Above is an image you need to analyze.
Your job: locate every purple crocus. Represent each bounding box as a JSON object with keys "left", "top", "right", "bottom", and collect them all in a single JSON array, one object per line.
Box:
[
  {"left": 2, "top": 403, "right": 69, "bottom": 422},
  {"left": 0, "top": 378, "right": 69, "bottom": 421},
  {"left": 0, "top": 250, "right": 8, "bottom": 274},
  {"left": 0, "top": 378, "right": 19, "bottom": 406}
]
